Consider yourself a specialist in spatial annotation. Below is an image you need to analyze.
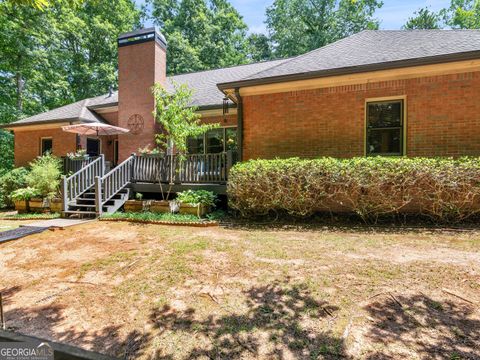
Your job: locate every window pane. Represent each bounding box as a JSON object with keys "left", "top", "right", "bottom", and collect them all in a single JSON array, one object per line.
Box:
[
  {"left": 368, "top": 101, "right": 402, "bottom": 128},
  {"left": 187, "top": 135, "right": 204, "bottom": 154},
  {"left": 225, "top": 128, "right": 237, "bottom": 151},
  {"left": 367, "top": 129, "right": 401, "bottom": 155},
  {"left": 206, "top": 129, "right": 224, "bottom": 153},
  {"left": 41, "top": 139, "right": 52, "bottom": 155}
]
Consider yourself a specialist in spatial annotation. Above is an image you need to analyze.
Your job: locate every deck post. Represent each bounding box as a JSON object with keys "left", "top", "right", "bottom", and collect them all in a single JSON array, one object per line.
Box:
[
  {"left": 95, "top": 176, "right": 102, "bottom": 216},
  {"left": 100, "top": 154, "right": 105, "bottom": 176},
  {"left": 61, "top": 175, "right": 68, "bottom": 212},
  {"left": 130, "top": 153, "right": 136, "bottom": 184},
  {"left": 226, "top": 151, "right": 233, "bottom": 181}
]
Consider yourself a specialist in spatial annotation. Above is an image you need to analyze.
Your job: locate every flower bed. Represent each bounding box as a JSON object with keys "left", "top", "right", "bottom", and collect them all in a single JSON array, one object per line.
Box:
[{"left": 99, "top": 212, "right": 218, "bottom": 227}]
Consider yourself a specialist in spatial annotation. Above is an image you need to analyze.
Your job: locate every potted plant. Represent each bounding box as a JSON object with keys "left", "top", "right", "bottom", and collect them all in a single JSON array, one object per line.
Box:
[
  {"left": 138, "top": 145, "right": 163, "bottom": 158},
  {"left": 11, "top": 187, "right": 39, "bottom": 214},
  {"left": 176, "top": 190, "right": 216, "bottom": 217},
  {"left": 124, "top": 192, "right": 149, "bottom": 212},
  {"left": 26, "top": 154, "right": 62, "bottom": 213},
  {"left": 67, "top": 149, "right": 89, "bottom": 161},
  {"left": 150, "top": 199, "right": 171, "bottom": 213}
]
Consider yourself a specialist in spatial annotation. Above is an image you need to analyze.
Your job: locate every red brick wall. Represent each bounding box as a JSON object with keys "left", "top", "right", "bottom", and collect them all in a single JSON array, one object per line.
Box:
[
  {"left": 242, "top": 71, "right": 480, "bottom": 159},
  {"left": 118, "top": 40, "right": 166, "bottom": 161},
  {"left": 14, "top": 128, "right": 77, "bottom": 167}
]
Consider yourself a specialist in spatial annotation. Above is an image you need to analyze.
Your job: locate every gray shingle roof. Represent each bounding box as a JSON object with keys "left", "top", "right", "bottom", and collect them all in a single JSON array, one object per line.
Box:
[
  {"left": 7, "top": 30, "right": 480, "bottom": 127},
  {"left": 220, "top": 30, "right": 480, "bottom": 87},
  {"left": 9, "top": 98, "right": 104, "bottom": 126},
  {"left": 167, "top": 58, "right": 288, "bottom": 107}
]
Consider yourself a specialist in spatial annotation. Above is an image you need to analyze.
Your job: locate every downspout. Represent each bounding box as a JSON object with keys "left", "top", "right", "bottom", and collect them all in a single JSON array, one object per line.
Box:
[{"left": 234, "top": 88, "right": 243, "bottom": 162}]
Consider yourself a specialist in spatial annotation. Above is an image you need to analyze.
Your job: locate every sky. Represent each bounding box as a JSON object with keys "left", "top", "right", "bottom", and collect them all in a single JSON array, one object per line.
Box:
[{"left": 137, "top": 0, "right": 451, "bottom": 33}]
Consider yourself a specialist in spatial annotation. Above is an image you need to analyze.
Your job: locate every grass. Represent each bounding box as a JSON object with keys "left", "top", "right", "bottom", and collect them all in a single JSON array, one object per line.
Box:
[
  {"left": 1, "top": 222, "right": 479, "bottom": 359},
  {"left": 100, "top": 211, "right": 205, "bottom": 223},
  {"left": 0, "top": 212, "right": 60, "bottom": 220}
]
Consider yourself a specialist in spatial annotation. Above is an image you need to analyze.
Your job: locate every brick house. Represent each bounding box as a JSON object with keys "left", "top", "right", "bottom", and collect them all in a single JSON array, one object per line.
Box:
[{"left": 3, "top": 28, "right": 480, "bottom": 215}]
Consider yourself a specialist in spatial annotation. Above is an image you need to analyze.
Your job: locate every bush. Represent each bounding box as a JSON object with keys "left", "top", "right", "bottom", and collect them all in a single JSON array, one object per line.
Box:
[
  {"left": 0, "top": 167, "right": 29, "bottom": 208},
  {"left": 11, "top": 187, "right": 39, "bottom": 202},
  {"left": 176, "top": 190, "right": 217, "bottom": 207},
  {"left": 26, "top": 154, "right": 62, "bottom": 199},
  {"left": 228, "top": 157, "right": 480, "bottom": 223}
]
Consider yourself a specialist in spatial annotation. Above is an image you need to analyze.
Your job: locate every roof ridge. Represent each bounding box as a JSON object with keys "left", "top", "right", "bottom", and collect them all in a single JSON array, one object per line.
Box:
[
  {"left": 170, "top": 57, "right": 290, "bottom": 78},
  {"left": 241, "top": 31, "right": 369, "bottom": 81}
]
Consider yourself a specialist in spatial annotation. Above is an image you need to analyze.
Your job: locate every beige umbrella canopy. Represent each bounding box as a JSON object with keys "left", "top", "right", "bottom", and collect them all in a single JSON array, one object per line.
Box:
[{"left": 62, "top": 123, "right": 130, "bottom": 136}]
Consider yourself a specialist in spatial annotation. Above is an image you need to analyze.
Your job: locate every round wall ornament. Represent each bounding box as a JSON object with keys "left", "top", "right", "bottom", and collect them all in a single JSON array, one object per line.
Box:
[{"left": 127, "top": 114, "right": 144, "bottom": 134}]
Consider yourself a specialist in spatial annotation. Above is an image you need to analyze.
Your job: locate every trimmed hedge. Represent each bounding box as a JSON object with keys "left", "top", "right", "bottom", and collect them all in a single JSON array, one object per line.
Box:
[{"left": 227, "top": 157, "right": 480, "bottom": 223}]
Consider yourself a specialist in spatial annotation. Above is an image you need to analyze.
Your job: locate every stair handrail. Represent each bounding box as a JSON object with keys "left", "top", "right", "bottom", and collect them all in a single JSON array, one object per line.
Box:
[
  {"left": 95, "top": 154, "right": 135, "bottom": 215},
  {"left": 61, "top": 154, "right": 105, "bottom": 212}
]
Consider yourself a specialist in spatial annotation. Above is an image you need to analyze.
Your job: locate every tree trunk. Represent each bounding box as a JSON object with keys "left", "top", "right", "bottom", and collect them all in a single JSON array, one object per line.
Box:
[{"left": 16, "top": 73, "right": 24, "bottom": 113}]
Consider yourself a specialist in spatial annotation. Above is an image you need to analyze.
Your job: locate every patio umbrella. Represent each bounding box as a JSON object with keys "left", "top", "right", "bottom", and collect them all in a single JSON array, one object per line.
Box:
[{"left": 62, "top": 123, "right": 130, "bottom": 136}]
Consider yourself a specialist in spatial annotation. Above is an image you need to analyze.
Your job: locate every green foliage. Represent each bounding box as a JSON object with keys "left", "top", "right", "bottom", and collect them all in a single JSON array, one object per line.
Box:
[
  {"left": 228, "top": 157, "right": 480, "bottom": 223},
  {"left": 0, "top": 167, "right": 29, "bottom": 208},
  {"left": 176, "top": 190, "right": 217, "bottom": 207},
  {"left": 135, "top": 192, "right": 144, "bottom": 201},
  {"left": 0, "top": 0, "right": 141, "bottom": 124},
  {"left": 0, "top": 130, "right": 14, "bottom": 177},
  {"left": 443, "top": 0, "right": 480, "bottom": 28},
  {"left": 265, "top": 0, "right": 383, "bottom": 57},
  {"left": 149, "top": 0, "right": 249, "bottom": 75},
  {"left": 101, "top": 211, "right": 201, "bottom": 223},
  {"left": 25, "top": 153, "right": 62, "bottom": 198},
  {"left": 403, "top": 7, "right": 442, "bottom": 29},
  {"left": 247, "top": 33, "right": 273, "bottom": 62},
  {"left": 11, "top": 187, "right": 39, "bottom": 201},
  {"left": 153, "top": 82, "right": 218, "bottom": 154},
  {"left": 0, "top": 212, "right": 60, "bottom": 219}
]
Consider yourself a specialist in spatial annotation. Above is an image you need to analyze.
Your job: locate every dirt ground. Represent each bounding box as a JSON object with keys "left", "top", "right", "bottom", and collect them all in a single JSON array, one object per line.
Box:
[{"left": 0, "top": 220, "right": 479, "bottom": 359}]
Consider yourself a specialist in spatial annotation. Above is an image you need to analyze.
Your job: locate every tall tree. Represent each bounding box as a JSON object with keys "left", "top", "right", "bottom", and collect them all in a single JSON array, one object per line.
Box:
[
  {"left": 403, "top": 7, "right": 442, "bottom": 29},
  {"left": 149, "top": 0, "right": 250, "bottom": 75},
  {"left": 0, "top": 0, "right": 141, "bottom": 123},
  {"left": 443, "top": 0, "right": 480, "bottom": 28},
  {"left": 247, "top": 33, "right": 273, "bottom": 62},
  {"left": 265, "top": 0, "right": 383, "bottom": 58}
]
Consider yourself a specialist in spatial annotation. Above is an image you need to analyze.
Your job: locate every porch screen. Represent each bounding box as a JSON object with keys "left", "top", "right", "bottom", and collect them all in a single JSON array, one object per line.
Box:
[
  {"left": 366, "top": 100, "right": 404, "bottom": 156},
  {"left": 187, "top": 127, "right": 237, "bottom": 154}
]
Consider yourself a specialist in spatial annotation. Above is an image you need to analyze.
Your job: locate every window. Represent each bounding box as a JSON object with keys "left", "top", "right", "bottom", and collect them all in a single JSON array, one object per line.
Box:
[
  {"left": 187, "top": 127, "right": 237, "bottom": 154},
  {"left": 366, "top": 99, "right": 404, "bottom": 156},
  {"left": 40, "top": 138, "right": 52, "bottom": 155},
  {"left": 86, "top": 138, "right": 101, "bottom": 156}
]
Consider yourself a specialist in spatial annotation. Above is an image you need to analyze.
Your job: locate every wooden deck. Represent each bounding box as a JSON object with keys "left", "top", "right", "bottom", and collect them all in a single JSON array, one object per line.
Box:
[{"left": 61, "top": 151, "right": 236, "bottom": 217}]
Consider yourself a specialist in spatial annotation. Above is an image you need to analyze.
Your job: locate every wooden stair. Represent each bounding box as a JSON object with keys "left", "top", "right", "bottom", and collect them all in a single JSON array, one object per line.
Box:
[{"left": 63, "top": 187, "right": 130, "bottom": 219}]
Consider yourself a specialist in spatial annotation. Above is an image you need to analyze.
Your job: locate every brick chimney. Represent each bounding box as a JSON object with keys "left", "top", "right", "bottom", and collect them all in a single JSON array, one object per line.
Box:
[{"left": 117, "top": 27, "right": 167, "bottom": 161}]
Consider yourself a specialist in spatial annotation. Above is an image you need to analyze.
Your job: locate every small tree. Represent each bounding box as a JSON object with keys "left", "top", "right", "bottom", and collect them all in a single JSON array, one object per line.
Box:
[
  {"left": 153, "top": 82, "right": 217, "bottom": 155},
  {"left": 26, "top": 153, "right": 62, "bottom": 199},
  {"left": 152, "top": 82, "right": 218, "bottom": 196}
]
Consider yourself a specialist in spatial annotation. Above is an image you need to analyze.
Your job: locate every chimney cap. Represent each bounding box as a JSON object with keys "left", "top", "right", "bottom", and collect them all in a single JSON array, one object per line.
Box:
[{"left": 118, "top": 27, "right": 167, "bottom": 49}]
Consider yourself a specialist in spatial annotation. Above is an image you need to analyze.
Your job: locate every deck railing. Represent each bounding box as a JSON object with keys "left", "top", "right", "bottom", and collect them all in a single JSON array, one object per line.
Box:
[
  {"left": 95, "top": 155, "right": 134, "bottom": 215},
  {"left": 61, "top": 155, "right": 105, "bottom": 211},
  {"left": 62, "top": 156, "right": 98, "bottom": 175},
  {"left": 132, "top": 151, "right": 236, "bottom": 184}
]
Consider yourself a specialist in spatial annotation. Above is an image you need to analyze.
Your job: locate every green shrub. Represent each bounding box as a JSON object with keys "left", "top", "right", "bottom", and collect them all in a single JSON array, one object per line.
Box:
[
  {"left": 228, "top": 157, "right": 480, "bottom": 223},
  {"left": 0, "top": 167, "right": 29, "bottom": 208},
  {"left": 11, "top": 187, "right": 40, "bottom": 202},
  {"left": 26, "top": 154, "right": 62, "bottom": 199},
  {"left": 176, "top": 190, "right": 217, "bottom": 207}
]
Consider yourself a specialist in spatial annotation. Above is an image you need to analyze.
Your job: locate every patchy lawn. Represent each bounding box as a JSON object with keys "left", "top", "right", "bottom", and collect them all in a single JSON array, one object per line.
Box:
[
  {"left": 0, "top": 221, "right": 479, "bottom": 359},
  {"left": 0, "top": 219, "right": 23, "bottom": 231}
]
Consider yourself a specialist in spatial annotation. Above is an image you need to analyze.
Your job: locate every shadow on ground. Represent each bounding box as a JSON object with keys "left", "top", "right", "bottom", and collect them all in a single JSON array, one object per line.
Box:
[
  {"left": 2, "top": 286, "right": 149, "bottom": 359},
  {"left": 3, "top": 283, "right": 480, "bottom": 359},
  {"left": 149, "top": 278, "right": 344, "bottom": 359},
  {"left": 363, "top": 293, "right": 480, "bottom": 359}
]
